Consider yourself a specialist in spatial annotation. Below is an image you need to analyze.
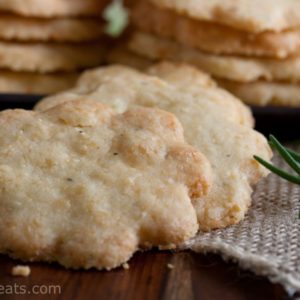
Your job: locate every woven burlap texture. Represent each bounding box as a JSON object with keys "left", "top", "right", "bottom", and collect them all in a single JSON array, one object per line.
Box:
[{"left": 183, "top": 144, "right": 300, "bottom": 294}]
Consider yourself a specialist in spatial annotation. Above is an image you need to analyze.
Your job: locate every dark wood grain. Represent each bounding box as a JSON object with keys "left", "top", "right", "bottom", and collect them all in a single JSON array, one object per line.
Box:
[{"left": 0, "top": 251, "right": 290, "bottom": 300}]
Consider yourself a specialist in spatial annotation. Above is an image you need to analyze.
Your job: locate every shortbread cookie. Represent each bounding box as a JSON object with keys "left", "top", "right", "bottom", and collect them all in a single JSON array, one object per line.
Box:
[
  {"left": 218, "top": 79, "right": 300, "bottom": 107},
  {"left": 71, "top": 61, "right": 254, "bottom": 127},
  {"left": 147, "top": 63, "right": 254, "bottom": 127},
  {"left": 129, "top": 31, "right": 300, "bottom": 83},
  {"left": 0, "top": 71, "right": 78, "bottom": 94},
  {"left": 131, "top": 1, "right": 300, "bottom": 59},
  {"left": 0, "top": 0, "right": 109, "bottom": 17},
  {"left": 149, "top": 0, "right": 300, "bottom": 33},
  {"left": 0, "top": 99, "right": 212, "bottom": 269},
  {"left": 0, "top": 15, "right": 103, "bottom": 42},
  {"left": 36, "top": 65, "right": 272, "bottom": 230},
  {"left": 0, "top": 41, "right": 106, "bottom": 73},
  {"left": 147, "top": 62, "right": 217, "bottom": 88}
]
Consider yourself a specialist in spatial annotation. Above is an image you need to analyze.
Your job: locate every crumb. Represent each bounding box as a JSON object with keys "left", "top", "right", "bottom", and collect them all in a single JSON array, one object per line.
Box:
[
  {"left": 12, "top": 265, "right": 31, "bottom": 277},
  {"left": 122, "top": 263, "right": 130, "bottom": 270},
  {"left": 167, "top": 263, "right": 174, "bottom": 269}
]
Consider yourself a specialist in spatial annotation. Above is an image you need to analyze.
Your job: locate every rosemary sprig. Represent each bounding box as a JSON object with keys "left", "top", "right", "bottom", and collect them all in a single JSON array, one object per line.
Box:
[
  {"left": 254, "top": 135, "right": 300, "bottom": 218},
  {"left": 285, "top": 147, "right": 300, "bottom": 163},
  {"left": 254, "top": 135, "right": 300, "bottom": 184},
  {"left": 254, "top": 155, "right": 300, "bottom": 185}
]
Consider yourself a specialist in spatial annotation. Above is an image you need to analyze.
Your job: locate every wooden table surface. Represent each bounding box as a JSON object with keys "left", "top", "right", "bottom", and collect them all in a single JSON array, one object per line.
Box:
[{"left": 0, "top": 251, "right": 291, "bottom": 300}]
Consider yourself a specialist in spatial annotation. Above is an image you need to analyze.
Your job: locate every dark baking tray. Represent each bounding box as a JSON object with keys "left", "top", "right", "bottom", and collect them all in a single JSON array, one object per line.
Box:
[
  {"left": 0, "top": 94, "right": 43, "bottom": 110},
  {"left": 252, "top": 106, "right": 300, "bottom": 140},
  {"left": 0, "top": 94, "right": 299, "bottom": 140}
]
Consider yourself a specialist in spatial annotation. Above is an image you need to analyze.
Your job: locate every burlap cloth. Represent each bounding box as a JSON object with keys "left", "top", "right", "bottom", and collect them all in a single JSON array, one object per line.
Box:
[{"left": 183, "top": 143, "right": 300, "bottom": 296}]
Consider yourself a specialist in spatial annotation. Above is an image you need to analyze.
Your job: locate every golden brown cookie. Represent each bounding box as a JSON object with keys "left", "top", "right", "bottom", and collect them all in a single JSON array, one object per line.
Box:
[
  {"left": 0, "top": 15, "right": 104, "bottom": 42},
  {"left": 0, "top": 0, "right": 109, "bottom": 17},
  {"left": 36, "top": 65, "right": 272, "bottom": 230},
  {"left": 0, "top": 41, "right": 106, "bottom": 72},
  {"left": 0, "top": 70, "right": 78, "bottom": 94},
  {"left": 0, "top": 99, "right": 212, "bottom": 269},
  {"left": 149, "top": 0, "right": 300, "bottom": 33},
  {"left": 218, "top": 79, "right": 300, "bottom": 107},
  {"left": 146, "top": 62, "right": 254, "bottom": 127},
  {"left": 128, "top": 31, "right": 300, "bottom": 83},
  {"left": 131, "top": 1, "right": 300, "bottom": 59}
]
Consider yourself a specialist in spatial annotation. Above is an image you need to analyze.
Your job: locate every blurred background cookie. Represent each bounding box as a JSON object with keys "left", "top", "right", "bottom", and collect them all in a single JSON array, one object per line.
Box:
[
  {"left": 0, "top": 0, "right": 110, "bottom": 95},
  {"left": 123, "top": 0, "right": 300, "bottom": 108},
  {"left": 0, "top": 15, "right": 104, "bottom": 42},
  {"left": 0, "top": 0, "right": 108, "bottom": 17},
  {"left": 0, "top": 70, "right": 78, "bottom": 94}
]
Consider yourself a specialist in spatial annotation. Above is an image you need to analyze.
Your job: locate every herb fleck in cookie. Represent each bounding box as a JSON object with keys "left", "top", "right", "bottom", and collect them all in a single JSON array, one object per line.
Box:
[{"left": 0, "top": 99, "right": 211, "bottom": 270}]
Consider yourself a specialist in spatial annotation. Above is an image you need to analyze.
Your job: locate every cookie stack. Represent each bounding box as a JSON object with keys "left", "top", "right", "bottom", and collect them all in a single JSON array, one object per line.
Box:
[
  {"left": 0, "top": 61, "right": 267, "bottom": 270},
  {"left": 0, "top": 0, "right": 109, "bottom": 94},
  {"left": 122, "top": 0, "right": 300, "bottom": 107}
]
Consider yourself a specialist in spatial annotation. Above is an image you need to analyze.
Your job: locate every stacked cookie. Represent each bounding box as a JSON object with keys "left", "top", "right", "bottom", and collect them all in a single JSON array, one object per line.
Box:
[
  {"left": 122, "top": 0, "right": 300, "bottom": 107},
  {"left": 0, "top": 0, "right": 109, "bottom": 94}
]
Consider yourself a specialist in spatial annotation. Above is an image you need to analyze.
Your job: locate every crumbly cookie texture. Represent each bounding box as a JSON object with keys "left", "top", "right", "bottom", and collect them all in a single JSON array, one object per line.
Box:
[
  {"left": 0, "top": 99, "right": 211, "bottom": 270},
  {"left": 128, "top": 31, "right": 300, "bottom": 83},
  {"left": 149, "top": 0, "right": 300, "bottom": 33},
  {"left": 131, "top": 1, "right": 300, "bottom": 59},
  {"left": 12, "top": 266, "right": 31, "bottom": 277},
  {"left": 0, "top": 0, "right": 109, "bottom": 17},
  {"left": 36, "top": 64, "right": 272, "bottom": 230}
]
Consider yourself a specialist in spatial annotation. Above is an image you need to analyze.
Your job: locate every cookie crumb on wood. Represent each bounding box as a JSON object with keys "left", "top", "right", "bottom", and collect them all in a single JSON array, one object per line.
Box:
[
  {"left": 167, "top": 263, "right": 174, "bottom": 269},
  {"left": 12, "top": 265, "right": 31, "bottom": 277}
]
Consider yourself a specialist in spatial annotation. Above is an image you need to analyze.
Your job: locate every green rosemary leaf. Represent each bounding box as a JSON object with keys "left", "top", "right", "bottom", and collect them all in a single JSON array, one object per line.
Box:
[
  {"left": 286, "top": 148, "right": 300, "bottom": 163},
  {"left": 269, "top": 141, "right": 300, "bottom": 163},
  {"left": 269, "top": 135, "right": 300, "bottom": 176},
  {"left": 254, "top": 155, "right": 300, "bottom": 185}
]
